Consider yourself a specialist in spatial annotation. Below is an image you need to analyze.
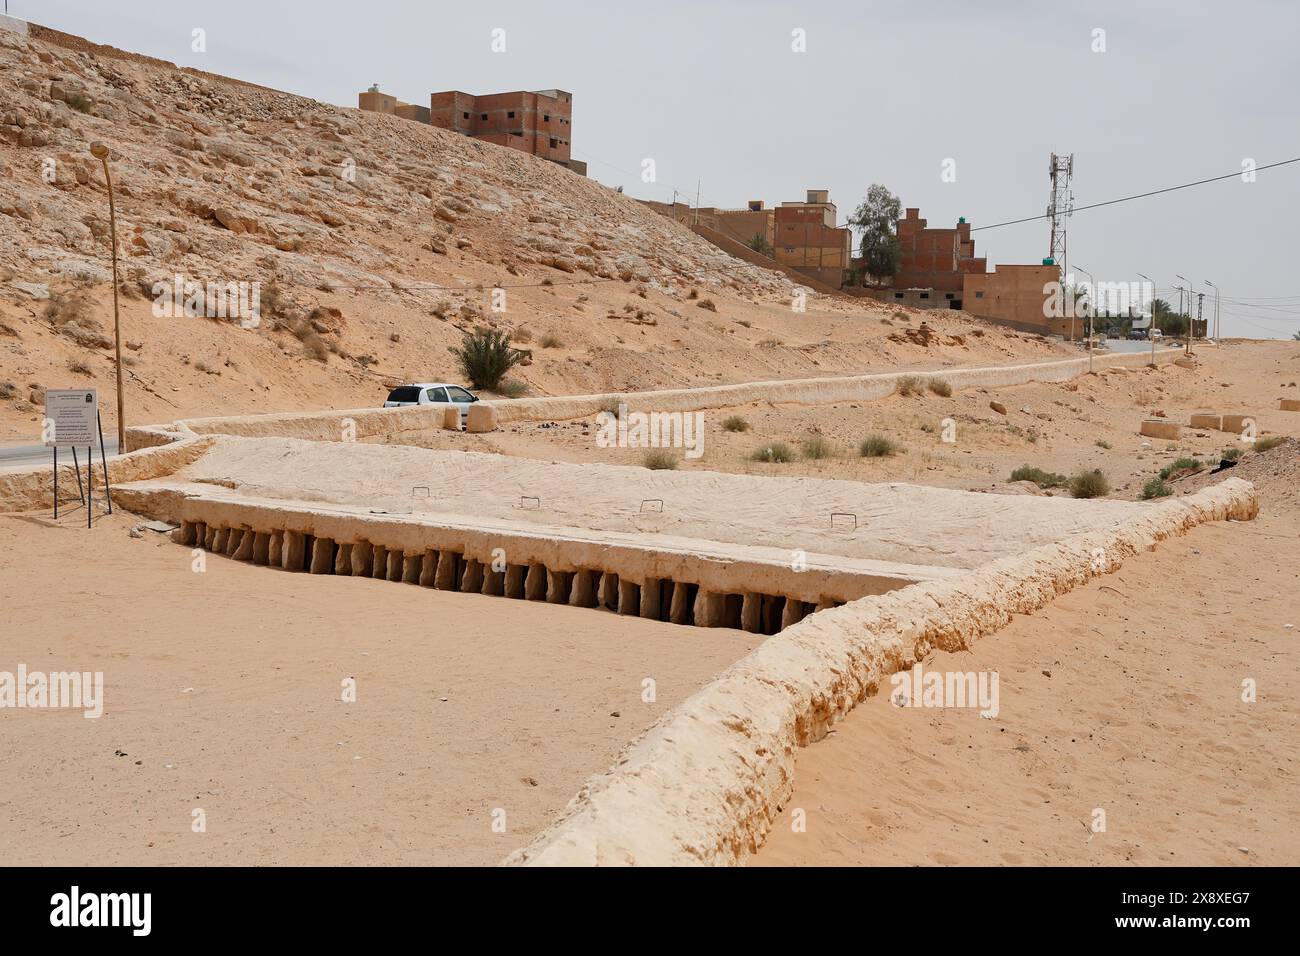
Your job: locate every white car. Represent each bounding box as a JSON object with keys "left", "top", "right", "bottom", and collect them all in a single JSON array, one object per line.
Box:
[{"left": 384, "top": 382, "right": 479, "bottom": 423}]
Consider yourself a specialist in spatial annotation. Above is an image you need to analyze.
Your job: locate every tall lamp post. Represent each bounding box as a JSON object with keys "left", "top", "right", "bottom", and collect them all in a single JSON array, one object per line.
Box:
[
  {"left": 1137, "top": 272, "right": 1156, "bottom": 366},
  {"left": 90, "top": 141, "right": 125, "bottom": 452},
  {"left": 1204, "top": 280, "right": 1220, "bottom": 342},
  {"left": 1073, "top": 263, "right": 1096, "bottom": 371},
  {"left": 1175, "top": 273, "right": 1192, "bottom": 355}
]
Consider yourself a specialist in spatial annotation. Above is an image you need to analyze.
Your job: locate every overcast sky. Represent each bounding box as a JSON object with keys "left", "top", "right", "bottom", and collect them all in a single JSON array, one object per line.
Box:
[{"left": 20, "top": 0, "right": 1300, "bottom": 337}]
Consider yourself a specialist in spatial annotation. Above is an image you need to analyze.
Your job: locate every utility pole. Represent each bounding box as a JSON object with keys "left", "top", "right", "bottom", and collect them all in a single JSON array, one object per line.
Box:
[
  {"left": 1074, "top": 263, "right": 1095, "bottom": 370},
  {"left": 1176, "top": 274, "right": 1191, "bottom": 355},
  {"left": 1197, "top": 293, "right": 1205, "bottom": 346},
  {"left": 90, "top": 141, "right": 125, "bottom": 452},
  {"left": 1138, "top": 272, "right": 1156, "bottom": 366}
]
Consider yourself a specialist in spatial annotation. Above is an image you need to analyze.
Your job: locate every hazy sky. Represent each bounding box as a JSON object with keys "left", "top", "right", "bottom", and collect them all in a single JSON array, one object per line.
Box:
[{"left": 20, "top": 0, "right": 1300, "bottom": 337}]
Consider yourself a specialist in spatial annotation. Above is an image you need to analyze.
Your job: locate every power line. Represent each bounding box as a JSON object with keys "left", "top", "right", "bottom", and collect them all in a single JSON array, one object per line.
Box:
[{"left": 970, "top": 157, "right": 1300, "bottom": 232}]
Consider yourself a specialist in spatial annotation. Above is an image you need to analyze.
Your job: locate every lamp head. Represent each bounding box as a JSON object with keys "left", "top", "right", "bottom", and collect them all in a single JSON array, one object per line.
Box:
[{"left": 89, "top": 142, "right": 109, "bottom": 160}]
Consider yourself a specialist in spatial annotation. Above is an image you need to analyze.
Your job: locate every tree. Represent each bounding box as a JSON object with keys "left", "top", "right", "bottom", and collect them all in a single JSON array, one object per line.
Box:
[
  {"left": 848, "top": 184, "right": 902, "bottom": 283},
  {"left": 451, "top": 327, "right": 525, "bottom": 390},
  {"left": 747, "top": 232, "right": 773, "bottom": 257},
  {"left": 1293, "top": 330, "right": 1300, "bottom": 341}
]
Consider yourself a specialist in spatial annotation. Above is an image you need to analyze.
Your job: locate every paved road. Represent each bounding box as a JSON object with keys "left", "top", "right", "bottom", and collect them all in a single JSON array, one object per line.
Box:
[{"left": 0, "top": 440, "right": 119, "bottom": 470}]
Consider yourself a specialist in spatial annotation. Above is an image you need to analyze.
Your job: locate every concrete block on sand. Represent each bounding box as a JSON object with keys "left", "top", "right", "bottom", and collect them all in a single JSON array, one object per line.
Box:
[
  {"left": 1190, "top": 413, "right": 1222, "bottom": 429},
  {"left": 1140, "top": 419, "right": 1181, "bottom": 440}
]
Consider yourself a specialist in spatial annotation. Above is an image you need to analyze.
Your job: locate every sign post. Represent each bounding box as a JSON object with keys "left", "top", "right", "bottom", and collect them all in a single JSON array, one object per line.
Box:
[{"left": 44, "top": 389, "right": 113, "bottom": 527}]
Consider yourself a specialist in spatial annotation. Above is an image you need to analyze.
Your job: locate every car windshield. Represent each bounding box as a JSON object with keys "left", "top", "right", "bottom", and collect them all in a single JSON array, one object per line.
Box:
[{"left": 386, "top": 387, "right": 422, "bottom": 403}]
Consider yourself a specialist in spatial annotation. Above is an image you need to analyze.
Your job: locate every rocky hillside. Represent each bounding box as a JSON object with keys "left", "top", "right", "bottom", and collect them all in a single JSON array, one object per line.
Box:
[{"left": 0, "top": 23, "right": 1069, "bottom": 440}]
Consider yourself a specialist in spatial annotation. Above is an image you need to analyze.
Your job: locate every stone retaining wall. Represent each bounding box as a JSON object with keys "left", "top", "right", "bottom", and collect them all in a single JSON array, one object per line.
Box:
[{"left": 503, "top": 477, "right": 1257, "bottom": 866}]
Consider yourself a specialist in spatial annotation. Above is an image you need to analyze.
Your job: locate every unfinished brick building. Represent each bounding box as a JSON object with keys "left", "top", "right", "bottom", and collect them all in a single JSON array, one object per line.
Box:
[
  {"left": 428, "top": 88, "right": 584, "bottom": 174},
  {"left": 358, "top": 85, "right": 585, "bottom": 174},
  {"left": 773, "top": 190, "right": 853, "bottom": 289},
  {"left": 889, "top": 207, "right": 987, "bottom": 306}
]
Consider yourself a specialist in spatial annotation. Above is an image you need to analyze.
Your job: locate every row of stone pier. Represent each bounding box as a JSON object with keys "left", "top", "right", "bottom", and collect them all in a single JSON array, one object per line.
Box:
[{"left": 173, "top": 519, "right": 840, "bottom": 634}]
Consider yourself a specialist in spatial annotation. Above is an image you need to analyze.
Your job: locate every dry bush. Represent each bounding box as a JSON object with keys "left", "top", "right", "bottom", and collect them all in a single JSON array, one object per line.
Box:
[
  {"left": 859, "top": 434, "right": 901, "bottom": 458},
  {"left": 540, "top": 334, "right": 564, "bottom": 349},
  {"left": 642, "top": 449, "right": 678, "bottom": 470},
  {"left": 67, "top": 359, "right": 92, "bottom": 376},
  {"left": 927, "top": 377, "right": 952, "bottom": 397},
  {"left": 721, "top": 415, "right": 749, "bottom": 432},
  {"left": 895, "top": 375, "right": 924, "bottom": 396},
  {"left": 696, "top": 298, "right": 717, "bottom": 312}
]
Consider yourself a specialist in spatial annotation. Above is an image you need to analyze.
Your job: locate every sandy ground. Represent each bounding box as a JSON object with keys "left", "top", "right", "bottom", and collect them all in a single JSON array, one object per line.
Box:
[
  {"left": 0, "top": 510, "right": 760, "bottom": 865},
  {"left": 448, "top": 340, "right": 1300, "bottom": 501},
  {"left": 754, "top": 468, "right": 1300, "bottom": 866}
]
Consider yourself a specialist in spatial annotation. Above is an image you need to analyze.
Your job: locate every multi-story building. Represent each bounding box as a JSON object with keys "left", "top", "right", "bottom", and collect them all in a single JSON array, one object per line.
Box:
[
  {"left": 357, "top": 85, "right": 584, "bottom": 174},
  {"left": 772, "top": 190, "right": 853, "bottom": 289}
]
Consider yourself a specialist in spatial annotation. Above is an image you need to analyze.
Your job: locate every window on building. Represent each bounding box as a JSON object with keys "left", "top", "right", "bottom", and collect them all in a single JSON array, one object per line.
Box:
[
  {"left": 462, "top": 112, "right": 469, "bottom": 119},
  {"left": 507, "top": 111, "right": 515, "bottom": 118},
  {"left": 945, "top": 293, "right": 954, "bottom": 300},
  {"left": 550, "top": 138, "right": 558, "bottom": 148},
  {"left": 894, "top": 293, "right": 904, "bottom": 299},
  {"left": 919, "top": 293, "right": 930, "bottom": 300},
  {"left": 975, "top": 291, "right": 984, "bottom": 299},
  {"left": 543, "top": 114, "right": 550, "bottom": 122},
  {"left": 481, "top": 113, "right": 487, "bottom": 120}
]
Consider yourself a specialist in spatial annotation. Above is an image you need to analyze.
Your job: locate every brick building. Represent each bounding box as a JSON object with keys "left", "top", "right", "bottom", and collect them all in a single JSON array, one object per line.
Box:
[
  {"left": 890, "top": 207, "right": 986, "bottom": 299},
  {"left": 428, "top": 88, "right": 584, "bottom": 174},
  {"left": 358, "top": 85, "right": 585, "bottom": 174},
  {"left": 773, "top": 190, "right": 853, "bottom": 289}
]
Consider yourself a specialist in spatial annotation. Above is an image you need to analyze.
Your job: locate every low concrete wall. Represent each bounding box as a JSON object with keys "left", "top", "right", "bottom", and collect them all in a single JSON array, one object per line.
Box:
[
  {"left": 472, "top": 348, "right": 1184, "bottom": 431},
  {"left": 130, "top": 350, "right": 1184, "bottom": 443},
  {"left": 107, "top": 483, "right": 939, "bottom": 612},
  {"left": 503, "top": 477, "right": 1257, "bottom": 866},
  {"left": 142, "top": 402, "right": 463, "bottom": 445},
  {"left": 0, "top": 437, "right": 214, "bottom": 512}
]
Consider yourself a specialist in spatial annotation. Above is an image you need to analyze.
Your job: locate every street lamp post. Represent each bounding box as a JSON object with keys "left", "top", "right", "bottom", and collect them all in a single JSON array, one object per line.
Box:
[
  {"left": 1137, "top": 272, "right": 1156, "bottom": 366},
  {"left": 1176, "top": 274, "right": 1192, "bottom": 355},
  {"left": 90, "top": 141, "right": 125, "bottom": 452},
  {"left": 1073, "top": 264, "right": 1096, "bottom": 371},
  {"left": 1205, "top": 280, "right": 1220, "bottom": 342}
]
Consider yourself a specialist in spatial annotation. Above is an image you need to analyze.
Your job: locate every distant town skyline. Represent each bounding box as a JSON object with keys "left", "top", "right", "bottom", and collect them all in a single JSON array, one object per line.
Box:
[{"left": 22, "top": 0, "right": 1300, "bottom": 338}]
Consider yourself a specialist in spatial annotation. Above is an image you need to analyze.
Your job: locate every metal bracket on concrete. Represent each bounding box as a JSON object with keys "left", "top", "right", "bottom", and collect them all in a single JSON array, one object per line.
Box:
[
  {"left": 639, "top": 499, "right": 663, "bottom": 513},
  {"left": 830, "top": 512, "right": 858, "bottom": 530},
  {"left": 412, "top": 486, "right": 430, "bottom": 498},
  {"left": 518, "top": 495, "right": 540, "bottom": 510}
]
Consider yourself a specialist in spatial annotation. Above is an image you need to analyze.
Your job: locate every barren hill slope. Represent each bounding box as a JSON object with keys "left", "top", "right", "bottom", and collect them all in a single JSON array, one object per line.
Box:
[{"left": 0, "top": 23, "right": 1069, "bottom": 441}]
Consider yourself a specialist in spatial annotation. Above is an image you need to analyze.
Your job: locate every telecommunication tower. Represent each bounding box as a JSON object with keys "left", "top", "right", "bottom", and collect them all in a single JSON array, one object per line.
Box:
[{"left": 1047, "top": 153, "right": 1074, "bottom": 268}]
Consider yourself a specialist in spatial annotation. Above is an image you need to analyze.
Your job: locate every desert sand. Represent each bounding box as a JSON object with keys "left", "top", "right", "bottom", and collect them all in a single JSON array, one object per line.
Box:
[
  {"left": 754, "top": 449, "right": 1299, "bottom": 866},
  {"left": 0, "top": 509, "right": 760, "bottom": 865}
]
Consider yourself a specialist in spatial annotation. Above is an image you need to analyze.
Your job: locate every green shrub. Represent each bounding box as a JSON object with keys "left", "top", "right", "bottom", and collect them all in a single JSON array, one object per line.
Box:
[
  {"left": 452, "top": 327, "right": 525, "bottom": 389},
  {"left": 497, "top": 379, "right": 529, "bottom": 398},
  {"left": 1141, "top": 477, "right": 1173, "bottom": 499},
  {"left": 642, "top": 449, "right": 678, "bottom": 470},
  {"left": 859, "top": 434, "right": 900, "bottom": 458},
  {"left": 1158, "top": 457, "right": 1202, "bottom": 481},
  {"left": 927, "top": 377, "right": 952, "bottom": 397},
  {"left": 1254, "top": 435, "right": 1284, "bottom": 452},
  {"left": 1221, "top": 447, "right": 1244, "bottom": 462},
  {"left": 1009, "top": 465, "right": 1067, "bottom": 488},
  {"left": 895, "top": 375, "right": 924, "bottom": 397},
  {"left": 750, "top": 442, "right": 795, "bottom": 463},
  {"left": 1095, "top": 439, "right": 1113, "bottom": 449},
  {"left": 1069, "top": 469, "right": 1111, "bottom": 499},
  {"left": 801, "top": 435, "right": 836, "bottom": 460},
  {"left": 721, "top": 415, "right": 750, "bottom": 433}
]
